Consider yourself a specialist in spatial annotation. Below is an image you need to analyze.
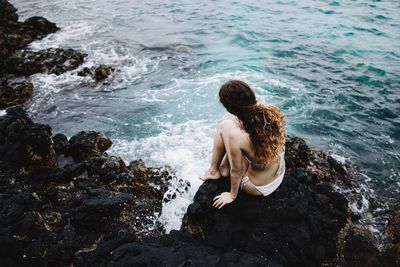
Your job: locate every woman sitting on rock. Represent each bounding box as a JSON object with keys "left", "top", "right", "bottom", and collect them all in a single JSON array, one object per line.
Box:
[{"left": 199, "top": 80, "right": 286, "bottom": 209}]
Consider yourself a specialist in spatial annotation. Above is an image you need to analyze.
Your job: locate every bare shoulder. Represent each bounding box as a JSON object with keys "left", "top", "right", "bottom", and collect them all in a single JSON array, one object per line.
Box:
[
  {"left": 218, "top": 119, "right": 235, "bottom": 128},
  {"left": 228, "top": 124, "right": 249, "bottom": 146}
]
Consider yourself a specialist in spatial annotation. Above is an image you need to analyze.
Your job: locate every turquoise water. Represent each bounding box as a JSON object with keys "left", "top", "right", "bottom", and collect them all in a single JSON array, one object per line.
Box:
[{"left": 11, "top": 0, "right": 400, "bottom": 232}]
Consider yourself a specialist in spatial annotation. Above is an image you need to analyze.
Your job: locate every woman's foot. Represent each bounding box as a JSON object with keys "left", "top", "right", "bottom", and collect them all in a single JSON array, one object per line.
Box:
[
  {"left": 199, "top": 169, "right": 221, "bottom": 181},
  {"left": 219, "top": 166, "right": 230, "bottom": 177}
]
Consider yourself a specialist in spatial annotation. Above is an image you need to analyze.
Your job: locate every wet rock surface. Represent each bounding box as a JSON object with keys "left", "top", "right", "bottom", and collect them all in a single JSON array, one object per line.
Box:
[
  {"left": 4, "top": 48, "right": 86, "bottom": 76},
  {"left": 76, "top": 230, "right": 282, "bottom": 267},
  {"left": 0, "top": 0, "right": 85, "bottom": 109},
  {"left": 0, "top": 107, "right": 178, "bottom": 266},
  {"left": 381, "top": 212, "right": 400, "bottom": 266},
  {"left": 0, "top": 2, "right": 398, "bottom": 266},
  {"left": 180, "top": 137, "right": 398, "bottom": 267},
  {"left": 0, "top": 0, "right": 59, "bottom": 59},
  {"left": 0, "top": 77, "right": 33, "bottom": 108},
  {"left": 0, "top": 108, "right": 397, "bottom": 266},
  {"left": 77, "top": 64, "right": 115, "bottom": 82}
]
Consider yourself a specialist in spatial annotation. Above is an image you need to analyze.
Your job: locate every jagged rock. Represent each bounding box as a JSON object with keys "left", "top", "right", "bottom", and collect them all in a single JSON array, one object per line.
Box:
[
  {"left": 308, "top": 150, "right": 353, "bottom": 186},
  {"left": 70, "top": 193, "right": 133, "bottom": 226},
  {"left": 85, "top": 155, "right": 128, "bottom": 182},
  {"left": 339, "top": 224, "right": 381, "bottom": 266},
  {"left": 94, "top": 64, "right": 114, "bottom": 81},
  {"left": 337, "top": 222, "right": 399, "bottom": 267},
  {"left": 77, "top": 64, "right": 115, "bottom": 82},
  {"left": 4, "top": 48, "right": 86, "bottom": 76},
  {"left": 22, "top": 16, "right": 59, "bottom": 39},
  {"left": 0, "top": 1, "right": 59, "bottom": 60},
  {"left": 181, "top": 137, "right": 355, "bottom": 267},
  {"left": 380, "top": 212, "right": 400, "bottom": 266},
  {"left": 386, "top": 211, "right": 400, "bottom": 243},
  {"left": 314, "top": 182, "right": 333, "bottom": 195},
  {"left": 284, "top": 136, "right": 309, "bottom": 170},
  {"left": 52, "top": 133, "right": 69, "bottom": 155},
  {"left": 0, "top": 106, "right": 57, "bottom": 172},
  {"left": 182, "top": 177, "right": 347, "bottom": 266},
  {"left": 0, "top": 0, "right": 18, "bottom": 24},
  {"left": 0, "top": 77, "right": 33, "bottom": 108},
  {"left": 179, "top": 136, "right": 399, "bottom": 267},
  {"left": 74, "top": 230, "right": 281, "bottom": 267},
  {"left": 379, "top": 244, "right": 400, "bottom": 267},
  {"left": 0, "top": 108, "right": 176, "bottom": 266},
  {"left": 68, "top": 131, "right": 112, "bottom": 162}
]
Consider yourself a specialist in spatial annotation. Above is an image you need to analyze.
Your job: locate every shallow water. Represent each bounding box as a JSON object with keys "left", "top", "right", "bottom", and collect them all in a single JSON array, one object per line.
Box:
[{"left": 10, "top": 0, "right": 400, "bottom": 233}]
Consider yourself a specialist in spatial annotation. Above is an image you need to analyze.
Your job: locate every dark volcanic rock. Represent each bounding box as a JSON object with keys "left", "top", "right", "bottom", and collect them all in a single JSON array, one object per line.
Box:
[
  {"left": 181, "top": 137, "right": 355, "bottom": 267},
  {"left": 0, "top": 108, "right": 178, "bottom": 266},
  {"left": 338, "top": 222, "right": 400, "bottom": 267},
  {"left": 182, "top": 177, "right": 347, "bottom": 266},
  {"left": 52, "top": 133, "right": 69, "bottom": 155},
  {"left": 0, "top": 106, "right": 57, "bottom": 172},
  {"left": 0, "top": 1, "right": 85, "bottom": 108},
  {"left": 339, "top": 224, "right": 381, "bottom": 266},
  {"left": 0, "top": 0, "right": 18, "bottom": 23},
  {"left": 74, "top": 230, "right": 281, "bottom": 267},
  {"left": 180, "top": 136, "right": 398, "bottom": 267},
  {"left": 68, "top": 131, "right": 112, "bottom": 162},
  {"left": 4, "top": 48, "right": 86, "bottom": 76},
  {"left": 380, "top": 212, "right": 400, "bottom": 266},
  {"left": 386, "top": 211, "right": 400, "bottom": 243},
  {"left": 0, "top": 1, "right": 59, "bottom": 59},
  {"left": 23, "top": 16, "right": 59, "bottom": 39},
  {"left": 0, "top": 77, "right": 33, "bottom": 109},
  {"left": 77, "top": 64, "right": 115, "bottom": 82}
]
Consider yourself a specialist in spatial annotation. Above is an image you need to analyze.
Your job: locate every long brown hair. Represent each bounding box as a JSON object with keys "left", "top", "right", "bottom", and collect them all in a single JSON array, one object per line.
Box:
[{"left": 219, "top": 80, "right": 285, "bottom": 165}]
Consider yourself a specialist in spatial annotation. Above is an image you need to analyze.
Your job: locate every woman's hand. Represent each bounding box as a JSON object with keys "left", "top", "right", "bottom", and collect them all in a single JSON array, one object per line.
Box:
[{"left": 213, "top": 192, "right": 236, "bottom": 209}]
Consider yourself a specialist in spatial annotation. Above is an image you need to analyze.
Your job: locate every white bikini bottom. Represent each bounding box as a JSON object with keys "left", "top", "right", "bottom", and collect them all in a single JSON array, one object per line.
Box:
[{"left": 240, "top": 170, "right": 285, "bottom": 196}]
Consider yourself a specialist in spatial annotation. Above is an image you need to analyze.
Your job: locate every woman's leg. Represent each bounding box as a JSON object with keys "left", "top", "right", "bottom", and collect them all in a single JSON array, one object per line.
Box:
[
  {"left": 199, "top": 125, "right": 226, "bottom": 180},
  {"left": 219, "top": 153, "right": 230, "bottom": 177}
]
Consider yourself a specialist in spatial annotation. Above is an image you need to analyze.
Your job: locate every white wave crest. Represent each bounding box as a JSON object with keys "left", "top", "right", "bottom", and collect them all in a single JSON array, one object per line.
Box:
[{"left": 109, "top": 120, "right": 215, "bottom": 232}]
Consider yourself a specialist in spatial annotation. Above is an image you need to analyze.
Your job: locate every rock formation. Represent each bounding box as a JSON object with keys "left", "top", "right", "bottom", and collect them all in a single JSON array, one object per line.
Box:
[
  {"left": 0, "top": 107, "right": 178, "bottom": 266},
  {"left": 178, "top": 137, "right": 399, "bottom": 267},
  {"left": 77, "top": 64, "right": 115, "bottom": 82},
  {"left": 0, "top": 1, "right": 398, "bottom": 266},
  {"left": 0, "top": 0, "right": 111, "bottom": 109},
  {"left": 0, "top": 107, "right": 398, "bottom": 266}
]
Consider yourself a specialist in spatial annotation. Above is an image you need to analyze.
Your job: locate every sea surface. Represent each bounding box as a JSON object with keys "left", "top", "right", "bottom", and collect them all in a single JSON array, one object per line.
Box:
[{"left": 10, "top": 0, "right": 400, "bottom": 241}]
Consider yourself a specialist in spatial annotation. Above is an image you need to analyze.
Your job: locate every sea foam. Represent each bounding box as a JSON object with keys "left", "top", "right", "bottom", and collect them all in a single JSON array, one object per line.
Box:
[{"left": 109, "top": 119, "right": 215, "bottom": 231}]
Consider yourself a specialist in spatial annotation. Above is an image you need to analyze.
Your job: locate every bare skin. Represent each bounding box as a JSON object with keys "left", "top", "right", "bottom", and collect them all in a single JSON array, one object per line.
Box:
[{"left": 199, "top": 118, "right": 282, "bottom": 209}]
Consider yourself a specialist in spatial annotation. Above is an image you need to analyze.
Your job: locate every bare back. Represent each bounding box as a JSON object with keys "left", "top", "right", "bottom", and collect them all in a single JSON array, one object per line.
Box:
[{"left": 219, "top": 119, "right": 284, "bottom": 186}]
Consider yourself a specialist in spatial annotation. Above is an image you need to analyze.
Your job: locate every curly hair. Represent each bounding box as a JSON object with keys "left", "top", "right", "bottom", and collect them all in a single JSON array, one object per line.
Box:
[{"left": 219, "top": 80, "right": 286, "bottom": 166}]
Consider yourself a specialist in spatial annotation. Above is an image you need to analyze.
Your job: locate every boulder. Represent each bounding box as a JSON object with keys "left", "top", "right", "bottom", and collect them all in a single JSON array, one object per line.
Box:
[
  {"left": 77, "top": 64, "right": 115, "bottom": 82},
  {"left": 0, "top": 0, "right": 18, "bottom": 24},
  {"left": 68, "top": 131, "right": 112, "bottom": 162},
  {"left": 0, "top": 77, "right": 33, "bottom": 109},
  {"left": 181, "top": 137, "right": 356, "bottom": 266},
  {"left": 4, "top": 48, "right": 86, "bottom": 76},
  {"left": 0, "top": 106, "right": 57, "bottom": 172},
  {"left": 0, "top": 108, "right": 180, "bottom": 266},
  {"left": 386, "top": 211, "right": 400, "bottom": 243},
  {"left": 0, "top": 1, "right": 59, "bottom": 59},
  {"left": 74, "top": 230, "right": 282, "bottom": 267}
]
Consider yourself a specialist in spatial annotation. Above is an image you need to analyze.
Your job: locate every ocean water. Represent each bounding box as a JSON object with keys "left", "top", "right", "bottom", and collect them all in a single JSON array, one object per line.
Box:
[{"left": 10, "top": 0, "right": 400, "bottom": 236}]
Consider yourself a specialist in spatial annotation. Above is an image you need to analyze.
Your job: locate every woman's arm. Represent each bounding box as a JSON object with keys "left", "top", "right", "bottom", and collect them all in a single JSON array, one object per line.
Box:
[{"left": 213, "top": 132, "right": 243, "bottom": 209}]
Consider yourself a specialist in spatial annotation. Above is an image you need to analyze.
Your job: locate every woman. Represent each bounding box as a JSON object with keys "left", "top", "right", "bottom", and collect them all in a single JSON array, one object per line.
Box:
[{"left": 199, "top": 80, "right": 286, "bottom": 209}]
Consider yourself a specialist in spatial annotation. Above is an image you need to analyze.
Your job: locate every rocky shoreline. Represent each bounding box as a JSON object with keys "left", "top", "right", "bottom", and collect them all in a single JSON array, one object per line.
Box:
[
  {"left": 0, "top": 1, "right": 399, "bottom": 266},
  {"left": 0, "top": 106, "right": 398, "bottom": 266},
  {"left": 0, "top": 0, "right": 114, "bottom": 109}
]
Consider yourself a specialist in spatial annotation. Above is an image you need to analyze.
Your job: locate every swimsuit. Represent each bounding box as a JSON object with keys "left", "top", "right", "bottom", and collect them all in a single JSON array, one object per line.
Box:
[{"left": 240, "top": 151, "right": 285, "bottom": 196}]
